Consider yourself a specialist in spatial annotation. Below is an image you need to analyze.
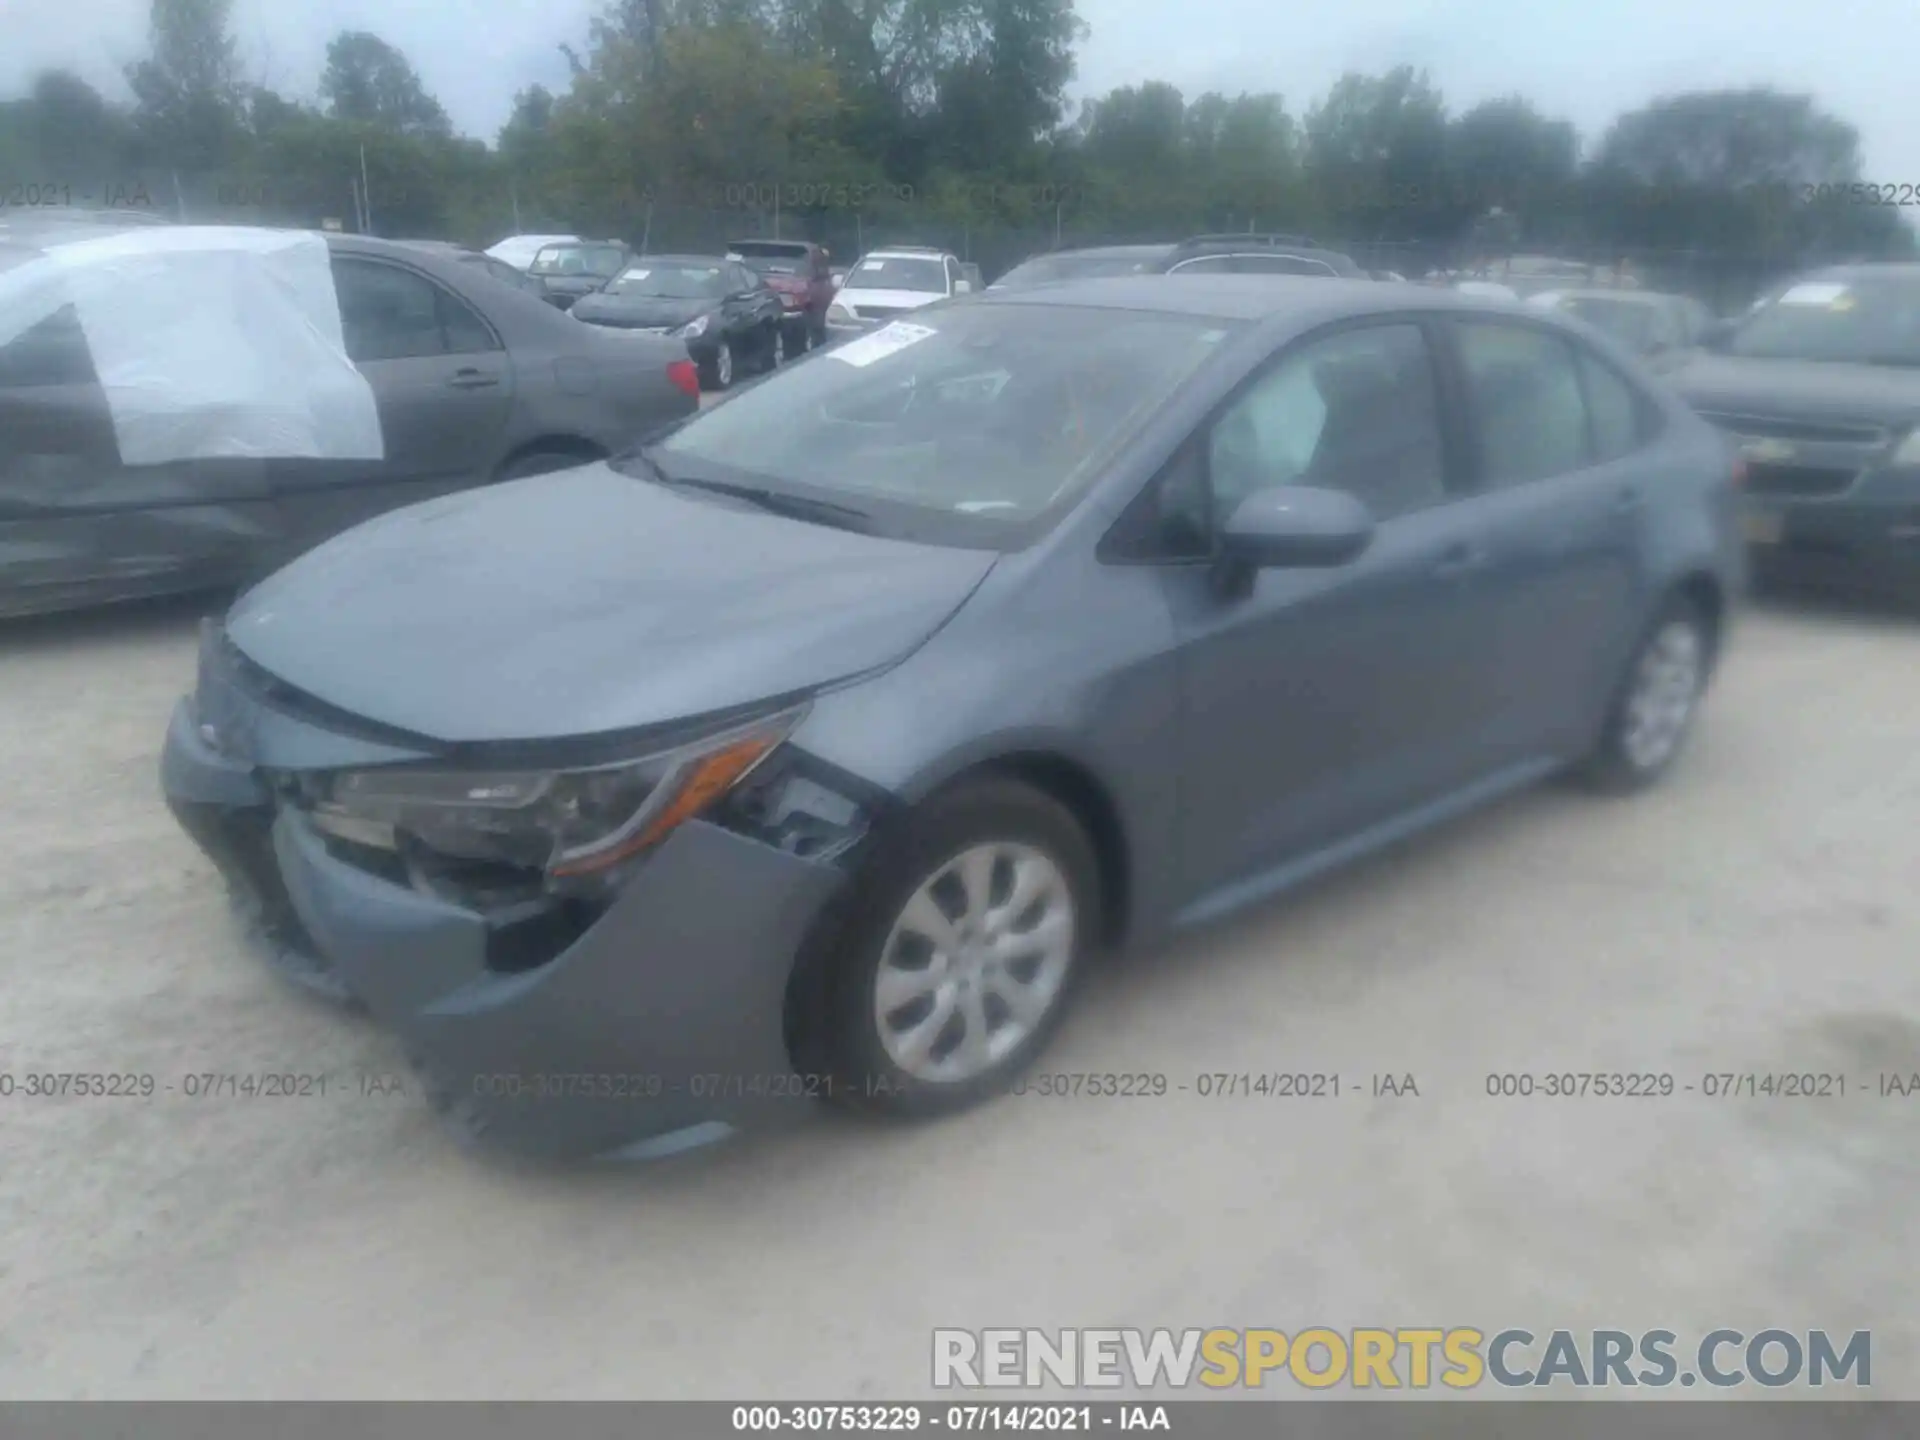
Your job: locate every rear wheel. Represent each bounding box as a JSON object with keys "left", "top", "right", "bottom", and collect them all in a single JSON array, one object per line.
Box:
[
  {"left": 813, "top": 778, "right": 1099, "bottom": 1119},
  {"left": 1577, "top": 595, "right": 1711, "bottom": 793}
]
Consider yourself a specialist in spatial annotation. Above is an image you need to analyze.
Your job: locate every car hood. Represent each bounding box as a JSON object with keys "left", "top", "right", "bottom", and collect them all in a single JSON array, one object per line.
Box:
[
  {"left": 540, "top": 274, "right": 612, "bottom": 295},
  {"left": 839, "top": 288, "right": 943, "bottom": 312},
  {"left": 226, "top": 464, "right": 998, "bottom": 745},
  {"left": 572, "top": 294, "right": 710, "bottom": 329},
  {"left": 1669, "top": 353, "right": 1920, "bottom": 428}
]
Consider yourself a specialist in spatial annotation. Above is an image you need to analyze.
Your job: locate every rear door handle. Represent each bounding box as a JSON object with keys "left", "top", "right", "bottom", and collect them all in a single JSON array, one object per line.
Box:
[
  {"left": 1434, "top": 542, "right": 1487, "bottom": 579},
  {"left": 449, "top": 369, "right": 500, "bottom": 390}
]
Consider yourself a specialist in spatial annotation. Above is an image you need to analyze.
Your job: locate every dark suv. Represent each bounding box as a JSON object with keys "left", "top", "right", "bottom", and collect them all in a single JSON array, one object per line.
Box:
[
  {"left": 1158, "top": 233, "right": 1366, "bottom": 278},
  {"left": 729, "top": 240, "right": 836, "bottom": 356}
]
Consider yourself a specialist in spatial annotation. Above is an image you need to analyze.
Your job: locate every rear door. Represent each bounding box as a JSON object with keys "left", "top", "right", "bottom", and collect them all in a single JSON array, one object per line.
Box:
[
  {"left": 269, "top": 255, "right": 517, "bottom": 555},
  {"left": 0, "top": 301, "right": 282, "bottom": 608},
  {"left": 1432, "top": 317, "right": 1646, "bottom": 763}
]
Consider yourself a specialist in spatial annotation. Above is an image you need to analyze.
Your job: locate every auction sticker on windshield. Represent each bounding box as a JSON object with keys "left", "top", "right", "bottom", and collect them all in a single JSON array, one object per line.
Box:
[
  {"left": 1777, "top": 282, "right": 1849, "bottom": 306},
  {"left": 829, "top": 321, "right": 937, "bottom": 368}
]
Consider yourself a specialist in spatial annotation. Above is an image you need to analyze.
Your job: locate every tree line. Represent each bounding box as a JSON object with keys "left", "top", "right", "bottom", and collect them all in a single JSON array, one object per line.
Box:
[{"left": 1, "top": 0, "right": 1912, "bottom": 289}]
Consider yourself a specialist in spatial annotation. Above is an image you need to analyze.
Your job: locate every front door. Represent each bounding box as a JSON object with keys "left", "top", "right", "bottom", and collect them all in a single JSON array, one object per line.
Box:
[{"left": 1162, "top": 320, "right": 1501, "bottom": 910}]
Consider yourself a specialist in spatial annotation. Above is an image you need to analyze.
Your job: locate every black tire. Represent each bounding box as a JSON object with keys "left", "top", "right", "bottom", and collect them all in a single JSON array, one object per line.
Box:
[
  {"left": 812, "top": 778, "right": 1101, "bottom": 1120},
  {"left": 496, "top": 448, "right": 589, "bottom": 483},
  {"left": 761, "top": 321, "right": 783, "bottom": 372},
  {"left": 1576, "top": 594, "right": 1712, "bottom": 794},
  {"left": 702, "top": 340, "right": 736, "bottom": 391},
  {"left": 781, "top": 321, "right": 810, "bottom": 362}
]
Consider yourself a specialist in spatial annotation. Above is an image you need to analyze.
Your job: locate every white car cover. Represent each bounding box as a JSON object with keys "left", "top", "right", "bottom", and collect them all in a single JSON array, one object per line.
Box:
[{"left": 0, "top": 225, "right": 383, "bottom": 466}]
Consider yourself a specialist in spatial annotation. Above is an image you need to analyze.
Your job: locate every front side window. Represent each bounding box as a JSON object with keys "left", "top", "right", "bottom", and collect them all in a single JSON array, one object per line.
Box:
[
  {"left": 1579, "top": 350, "right": 1649, "bottom": 463},
  {"left": 1207, "top": 322, "right": 1447, "bottom": 523},
  {"left": 648, "top": 303, "right": 1239, "bottom": 546},
  {"left": 1454, "top": 321, "right": 1591, "bottom": 487}
]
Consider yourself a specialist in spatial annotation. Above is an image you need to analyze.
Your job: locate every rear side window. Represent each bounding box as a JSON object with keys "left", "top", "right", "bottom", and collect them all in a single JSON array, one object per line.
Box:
[
  {"left": 332, "top": 257, "right": 499, "bottom": 362},
  {"left": 1579, "top": 351, "right": 1649, "bottom": 462},
  {"left": 1454, "top": 321, "right": 1590, "bottom": 487},
  {"left": 1235, "top": 255, "right": 1339, "bottom": 277},
  {"left": 0, "top": 305, "right": 97, "bottom": 388}
]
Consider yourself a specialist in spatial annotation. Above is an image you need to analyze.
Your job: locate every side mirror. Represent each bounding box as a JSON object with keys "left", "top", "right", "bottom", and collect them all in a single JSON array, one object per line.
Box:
[
  {"left": 953, "top": 278, "right": 974, "bottom": 294},
  {"left": 1220, "top": 486, "right": 1374, "bottom": 569},
  {"left": 832, "top": 274, "right": 845, "bottom": 290}
]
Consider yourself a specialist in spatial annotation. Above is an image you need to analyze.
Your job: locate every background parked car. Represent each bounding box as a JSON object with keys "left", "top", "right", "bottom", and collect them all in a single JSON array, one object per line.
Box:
[
  {"left": 391, "top": 239, "right": 550, "bottom": 297},
  {"left": 1528, "top": 288, "right": 1714, "bottom": 371},
  {"left": 527, "top": 239, "right": 631, "bottom": 309},
  {"left": 827, "top": 246, "right": 977, "bottom": 332},
  {"left": 0, "top": 225, "right": 699, "bottom": 618},
  {"left": 1158, "top": 232, "right": 1366, "bottom": 277},
  {"left": 728, "top": 239, "right": 835, "bottom": 357},
  {"left": 1669, "top": 262, "right": 1920, "bottom": 602},
  {"left": 484, "top": 232, "right": 581, "bottom": 273},
  {"left": 569, "top": 253, "right": 785, "bottom": 391},
  {"left": 989, "top": 244, "right": 1176, "bottom": 290}
]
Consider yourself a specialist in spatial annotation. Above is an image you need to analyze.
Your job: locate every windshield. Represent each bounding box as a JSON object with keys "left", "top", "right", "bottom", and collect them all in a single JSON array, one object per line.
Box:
[
  {"left": 1726, "top": 276, "right": 1920, "bottom": 365},
  {"left": 996, "top": 254, "right": 1159, "bottom": 288},
  {"left": 649, "top": 303, "right": 1238, "bottom": 543},
  {"left": 1560, "top": 296, "right": 1657, "bottom": 350},
  {"left": 846, "top": 256, "right": 947, "bottom": 293},
  {"left": 605, "top": 264, "right": 727, "bottom": 299},
  {"left": 734, "top": 246, "right": 809, "bottom": 276},
  {"left": 529, "top": 243, "right": 626, "bottom": 278}
]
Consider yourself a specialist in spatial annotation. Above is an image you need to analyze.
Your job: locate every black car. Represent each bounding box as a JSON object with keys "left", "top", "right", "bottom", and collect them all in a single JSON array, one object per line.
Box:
[
  {"left": 1669, "top": 263, "right": 1920, "bottom": 601},
  {"left": 527, "top": 239, "right": 631, "bottom": 310},
  {"left": 1158, "top": 233, "right": 1366, "bottom": 278},
  {"left": 1531, "top": 288, "right": 1717, "bottom": 373},
  {"left": 569, "top": 254, "right": 785, "bottom": 391}
]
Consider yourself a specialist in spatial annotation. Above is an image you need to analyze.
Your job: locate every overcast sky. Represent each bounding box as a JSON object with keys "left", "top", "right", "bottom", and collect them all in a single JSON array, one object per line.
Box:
[{"left": 3, "top": 0, "right": 1917, "bottom": 181}]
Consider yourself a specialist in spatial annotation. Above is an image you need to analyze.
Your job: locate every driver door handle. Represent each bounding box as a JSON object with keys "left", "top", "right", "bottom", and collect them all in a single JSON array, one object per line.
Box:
[{"left": 448, "top": 368, "right": 499, "bottom": 390}]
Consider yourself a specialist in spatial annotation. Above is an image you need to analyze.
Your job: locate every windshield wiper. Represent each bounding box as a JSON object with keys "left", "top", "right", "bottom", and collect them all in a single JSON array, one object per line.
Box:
[{"left": 658, "top": 472, "right": 876, "bottom": 532}]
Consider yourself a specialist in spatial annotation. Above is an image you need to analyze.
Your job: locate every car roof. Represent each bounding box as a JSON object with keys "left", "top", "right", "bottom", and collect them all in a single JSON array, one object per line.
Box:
[
  {"left": 863, "top": 247, "right": 951, "bottom": 259},
  {"left": 1801, "top": 261, "right": 1920, "bottom": 282},
  {"left": 627, "top": 253, "right": 730, "bottom": 266},
  {"left": 729, "top": 239, "right": 815, "bottom": 252},
  {"left": 1025, "top": 244, "right": 1175, "bottom": 261},
  {"left": 1549, "top": 288, "right": 1674, "bottom": 305},
  {"left": 976, "top": 273, "right": 1544, "bottom": 323}
]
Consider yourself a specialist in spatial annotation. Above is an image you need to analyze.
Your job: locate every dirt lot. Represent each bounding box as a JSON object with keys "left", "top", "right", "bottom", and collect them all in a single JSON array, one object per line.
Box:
[{"left": 1, "top": 593, "right": 1916, "bottom": 1399}]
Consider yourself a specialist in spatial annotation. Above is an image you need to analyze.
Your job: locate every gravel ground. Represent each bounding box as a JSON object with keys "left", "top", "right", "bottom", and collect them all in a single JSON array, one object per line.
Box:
[{"left": 0, "top": 591, "right": 1916, "bottom": 1400}]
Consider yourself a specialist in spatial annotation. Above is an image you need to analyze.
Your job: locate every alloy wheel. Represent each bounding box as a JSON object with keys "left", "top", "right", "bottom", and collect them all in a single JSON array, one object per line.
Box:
[
  {"left": 715, "top": 342, "right": 733, "bottom": 388},
  {"left": 872, "top": 842, "right": 1076, "bottom": 1085},
  {"left": 1621, "top": 619, "right": 1703, "bottom": 772}
]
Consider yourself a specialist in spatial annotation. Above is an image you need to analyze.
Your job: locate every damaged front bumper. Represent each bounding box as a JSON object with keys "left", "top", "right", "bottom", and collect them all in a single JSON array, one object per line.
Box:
[{"left": 158, "top": 633, "right": 857, "bottom": 1163}]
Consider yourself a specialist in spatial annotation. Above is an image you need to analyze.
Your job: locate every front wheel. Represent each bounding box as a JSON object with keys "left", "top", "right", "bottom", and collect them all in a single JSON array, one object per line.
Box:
[
  {"left": 815, "top": 779, "right": 1099, "bottom": 1119},
  {"left": 702, "top": 340, "right": 735, "bottom": 391},
  {"left": 1577, "top": 595, "right": 1711, "bottom": 793}
]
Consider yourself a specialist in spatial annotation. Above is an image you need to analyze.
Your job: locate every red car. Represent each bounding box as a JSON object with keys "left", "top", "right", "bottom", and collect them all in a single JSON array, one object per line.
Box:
[{"left": 728, "top": 239, "right": 835, "bottom": 357}]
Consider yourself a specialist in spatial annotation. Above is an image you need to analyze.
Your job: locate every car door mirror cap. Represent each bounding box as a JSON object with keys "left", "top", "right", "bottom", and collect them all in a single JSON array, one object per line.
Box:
[{"left": 1219, "top": 486, "right": 1375, "bottom": 569}]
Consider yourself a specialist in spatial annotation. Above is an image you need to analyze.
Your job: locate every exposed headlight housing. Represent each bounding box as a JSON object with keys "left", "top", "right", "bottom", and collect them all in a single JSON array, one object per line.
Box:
[
  {"left": 1888, "top": 428, "right": 1920, "bottom": 467},
  {"left": 306, "top": 707, "right": 804, "bottom": 883},
  {"left": 674, "top": 313, "right": 711, "bottom": 340}
]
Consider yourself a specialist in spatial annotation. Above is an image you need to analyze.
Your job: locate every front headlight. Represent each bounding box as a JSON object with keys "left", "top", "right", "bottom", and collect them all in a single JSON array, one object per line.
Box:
[
  {"left": 674, "top": 314, "right": 711, "bottom": 340},
  {"left": 307, "top": 707, "right": 804, "bottom": 880},
  {"left": 1888, "top": 428, "right": 1920, "bottom": 467},
  {"left": 827, "top": 302, "right": 855, "bottom": 323}
]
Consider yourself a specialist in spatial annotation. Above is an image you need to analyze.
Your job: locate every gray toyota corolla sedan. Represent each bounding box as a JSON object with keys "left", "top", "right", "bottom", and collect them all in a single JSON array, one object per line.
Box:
[{"left": 161, "top": 276, "right": 1745, "bottom": 1162}]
